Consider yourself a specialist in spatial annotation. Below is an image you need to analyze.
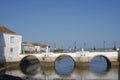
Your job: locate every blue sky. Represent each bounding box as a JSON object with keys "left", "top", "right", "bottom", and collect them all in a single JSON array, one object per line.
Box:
[{"left": 0, "top": 0, "right": 120, "bottom": 49}]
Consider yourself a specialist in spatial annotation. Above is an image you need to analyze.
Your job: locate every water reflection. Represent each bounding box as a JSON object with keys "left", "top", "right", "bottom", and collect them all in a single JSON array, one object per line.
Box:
[
  {"left": 54, "top": 55, "right": 75, "bottom": 76},
  {"left": 0, "top": 57, "right": 119, "bottom": 80},
  {"left": 20, "top": 55, "right": 40, "bottom": 76},
  {"left": 90, "top": 56, "right": 110, "bottom": 74}
]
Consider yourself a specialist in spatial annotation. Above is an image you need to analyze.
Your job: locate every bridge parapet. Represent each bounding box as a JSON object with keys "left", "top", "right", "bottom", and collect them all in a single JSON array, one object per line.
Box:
[
  {"left": 82, "top": 51, "right": 118, "bottom": 62},
  {"left": 19, "top": 51, "right": 119, "bottom": 64}
]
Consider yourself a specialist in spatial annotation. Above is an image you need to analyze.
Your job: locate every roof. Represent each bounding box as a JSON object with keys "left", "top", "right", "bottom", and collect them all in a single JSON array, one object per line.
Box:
[
  {"left": 22, "top": 42, "right": 50, "bottom": 48},
  {"left": 0, "top": 25, "right": 18, "bottom": 35},
  {"left": 40, "top": 44, "right": 50, "bottom": 48},
  {"left": 32, "top": 42, "right": 50, "bottom": 48},
  {"left": 22, "top": 42, "right": 33, "bottom": 46}
]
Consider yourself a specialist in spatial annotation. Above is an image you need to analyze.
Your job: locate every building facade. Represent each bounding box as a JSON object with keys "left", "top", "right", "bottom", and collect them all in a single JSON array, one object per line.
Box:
[
  {"left": 0, "top": 25, "right": 22, "bottom": 62},
  {"left": 22, "top": 42, "right": 50, "bottom": 54}
]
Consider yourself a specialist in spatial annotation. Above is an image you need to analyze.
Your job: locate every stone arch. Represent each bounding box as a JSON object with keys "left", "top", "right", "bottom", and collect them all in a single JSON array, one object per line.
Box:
[
  {"left": 90, "top": 55, "right": 111, "bottom": 68},
  {"left": 54, "top": 54, "right": 75, "bottom": 76},
  {"left": 54, "top": 54, "right": 76, "bottom": 67},
  {"left": 20, "top": 55, "right": 40, "bottom": 75},
  {"left": 20, "top": 55, "right": 40, "bottom": 64}
]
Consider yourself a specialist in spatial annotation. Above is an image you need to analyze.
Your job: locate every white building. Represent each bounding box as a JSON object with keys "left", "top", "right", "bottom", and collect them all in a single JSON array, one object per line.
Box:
[
  {"left": 22, "top": 42, "right": 50, "bottom": 53},
  {"left": 22, "top": 42, "right": 35, "bottom": 53},
  {"left": 0, "top": 25, "right": 22, "bottom": 62}
]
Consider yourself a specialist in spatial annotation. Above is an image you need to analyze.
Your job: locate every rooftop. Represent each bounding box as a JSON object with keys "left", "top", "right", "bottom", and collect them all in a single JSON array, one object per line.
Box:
[
  {"left": 22, "top": 42, "right": 50, "bottom": 48},
  {"left": 0, "top": 25, "right": 18, "bottom": 35}
]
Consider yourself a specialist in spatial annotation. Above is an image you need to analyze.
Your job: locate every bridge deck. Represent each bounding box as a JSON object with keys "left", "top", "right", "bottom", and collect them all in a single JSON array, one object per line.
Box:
[{"left": 19, "top": 51, "right": 119, "bottom": 63}]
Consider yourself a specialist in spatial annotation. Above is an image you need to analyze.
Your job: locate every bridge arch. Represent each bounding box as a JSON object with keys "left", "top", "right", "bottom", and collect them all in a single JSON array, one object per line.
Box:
[
  {"left": 20, "top": 55, "right": 40, "bottom": 63},
  {"left": 54, "top": 55, "right": 75, "bottom": 76},
  {"left": 90, "top": 55, "right": 111, "bottom": 68},
  {"left": 54, "top": 54, "right": 76, "bottom": 66},
  {"left": 20, "top": 55, "right": 40, "bottom": 75}
]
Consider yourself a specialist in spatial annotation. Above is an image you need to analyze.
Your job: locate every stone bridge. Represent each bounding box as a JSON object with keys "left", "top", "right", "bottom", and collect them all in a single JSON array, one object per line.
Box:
[{"left": 19, "top": 51, "right": 119, "bottom": 66}]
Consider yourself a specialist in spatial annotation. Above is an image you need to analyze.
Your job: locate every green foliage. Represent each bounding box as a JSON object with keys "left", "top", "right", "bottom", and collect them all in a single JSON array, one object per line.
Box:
[{"left": 53, "top": 48, "right": 63, "bottom": 53}]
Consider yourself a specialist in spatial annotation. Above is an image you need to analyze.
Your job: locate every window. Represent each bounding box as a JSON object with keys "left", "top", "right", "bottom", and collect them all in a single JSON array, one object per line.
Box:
[
  {"left": 10, "top": 48, "right": 13, "bottom": 52},
  {"left": 10, "top": 36, "right": 14, "bottom": 43}
]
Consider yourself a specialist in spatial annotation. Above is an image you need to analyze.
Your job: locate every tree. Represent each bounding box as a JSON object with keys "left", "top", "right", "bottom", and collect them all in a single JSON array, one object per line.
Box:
[{"left": 53, "top": 48, "right": 63, "bottom": 53}]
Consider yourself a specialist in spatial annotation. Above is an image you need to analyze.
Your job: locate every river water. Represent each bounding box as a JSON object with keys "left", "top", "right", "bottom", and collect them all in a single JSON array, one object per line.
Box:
[{"left": 0, "top": 56, "right": 119, "bottom": 80}]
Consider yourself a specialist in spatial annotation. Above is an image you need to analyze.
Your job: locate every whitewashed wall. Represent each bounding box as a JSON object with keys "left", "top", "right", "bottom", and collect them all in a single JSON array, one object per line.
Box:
[
  {"left": 34, "top": 46, "right": 40, "bottom": 52},
  {"left": 3, "top": 33, "right": 22, "bottom": 62},
  {"left": 23, "top": 45, "right": 35, "bottom": 51}
]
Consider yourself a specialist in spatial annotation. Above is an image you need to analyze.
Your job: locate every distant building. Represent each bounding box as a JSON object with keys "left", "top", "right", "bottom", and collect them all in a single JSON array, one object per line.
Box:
[
  {"left": 0, "top": 25, "right": 22, "bottom": 62},
  {"left": 22, "top": 42, "right": 50, "bottom": 53}
]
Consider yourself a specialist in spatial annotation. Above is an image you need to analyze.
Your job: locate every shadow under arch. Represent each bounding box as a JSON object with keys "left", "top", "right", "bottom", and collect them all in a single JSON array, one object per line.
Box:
[
  {"left": 90, "top": 55, "right": 111, "bottom": 74},
  {"left": 54, "top": 55, "right": 75, "bottom": 76},
  {"left": 20, "top": 55, "right": 40, "bottom": 76}
]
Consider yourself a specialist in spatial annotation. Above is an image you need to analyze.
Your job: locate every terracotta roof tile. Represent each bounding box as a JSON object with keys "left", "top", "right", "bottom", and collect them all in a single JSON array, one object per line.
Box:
[
  {"left": 0, "top": 25, "right": 17, "bottom": 34},
  {"left": 32, "top": 43, "right": 50, "bottom": 48}
]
